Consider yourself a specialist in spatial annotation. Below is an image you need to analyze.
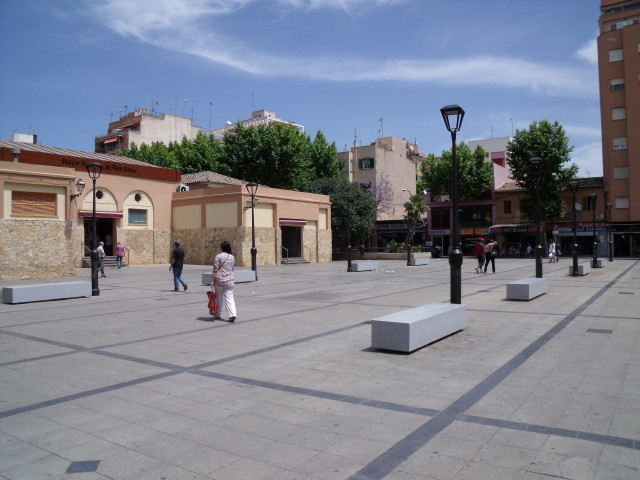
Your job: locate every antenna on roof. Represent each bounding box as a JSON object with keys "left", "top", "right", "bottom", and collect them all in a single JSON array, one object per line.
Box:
[{"left": 378, "top": 117, "right": 384, "bottom": 138}]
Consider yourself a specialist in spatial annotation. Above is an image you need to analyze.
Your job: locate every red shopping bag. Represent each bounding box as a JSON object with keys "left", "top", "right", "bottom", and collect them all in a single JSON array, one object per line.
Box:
[{"left": 207, "top": 290, "right": 219, "bottom": 316}]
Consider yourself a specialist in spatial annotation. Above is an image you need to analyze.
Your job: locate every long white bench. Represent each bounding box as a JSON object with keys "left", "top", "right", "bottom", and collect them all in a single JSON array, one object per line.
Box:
[
  {"left": 351, "top": 261, "right": 380, "bottom": 272},
  {"left": 506, "top": 278, "right": 547, "bottom": 301},
  {"left": 568, "top": 263, "right": 591, "bottom": 276},
  {"left": 2, "top": 281, "right": 92, "bottom": 304},
  {"left": 409, "top": 258, "right": 429, "bottom": 266},
  {"left": 201, "top": 270, "right": 256, "bottom": 285},
  {"left": 371, "top": 303, "right": 466, "bottom": 352}
]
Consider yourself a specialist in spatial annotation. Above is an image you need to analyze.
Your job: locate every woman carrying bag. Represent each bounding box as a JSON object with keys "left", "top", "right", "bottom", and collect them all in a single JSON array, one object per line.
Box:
[{"left": 210, "top": 241, "right": 237, "bottom": 322}]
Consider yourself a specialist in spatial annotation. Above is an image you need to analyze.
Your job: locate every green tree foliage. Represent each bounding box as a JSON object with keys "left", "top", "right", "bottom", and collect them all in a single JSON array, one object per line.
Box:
[
  {"left": 305, "top": 177, "right": 374, "bottom": 245},
  {"left": 120, "top": 123, "right": 340, "bottom": 190},
  {"left": 417, "top": 143, "right": 493, "bottom": 202},
  {"left": 403, "top": 193, "right": 430, "bottom": 263},
  {"left": 506, "top": 120, "right": 578, "bottom": 222}
]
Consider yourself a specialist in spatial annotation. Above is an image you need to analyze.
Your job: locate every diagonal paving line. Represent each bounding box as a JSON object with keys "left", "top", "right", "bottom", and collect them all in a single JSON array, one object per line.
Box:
[{"left": 347, "top": 260, "right": 639, "bottom": 480}]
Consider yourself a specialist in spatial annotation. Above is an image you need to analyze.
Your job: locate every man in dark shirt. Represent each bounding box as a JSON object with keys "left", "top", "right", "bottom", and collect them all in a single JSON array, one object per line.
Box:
[{"left": 170, "top": 240, "right": 188, "bottom": 292}]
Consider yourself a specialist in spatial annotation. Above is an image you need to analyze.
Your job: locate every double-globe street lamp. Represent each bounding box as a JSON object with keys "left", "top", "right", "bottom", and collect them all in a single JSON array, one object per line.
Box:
[
  {"left": 528, "top": 157, "right": 544, "bottom": 278},
  {"left": 568, "top": 180, "right": 580, "bottom": 277},
  {"left": 245, "top": 182, "right": 259, "bottom": 280},
  {"left": 86, "top": 162, "right": 103, "bottom": 296},
  {"left": 590, "top": 193, "right": 598, "bottom": 268},
  {"left": 440, "top": 105, "right": 464, "bottom": 304}
]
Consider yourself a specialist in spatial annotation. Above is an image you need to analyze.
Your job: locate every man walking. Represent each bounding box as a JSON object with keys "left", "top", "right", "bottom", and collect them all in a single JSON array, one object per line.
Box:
[
  {"left": 474, "top": 237, "right": 485, "bottom": 273},
  {"left": 115, "top": 241, "right": 125, "bottom": 269},
  {"left": 170, "top": 240, "right": 188, "bottom": 292},
  {"left": 96, "top": 241, "right": 107, "bottom": 278}
]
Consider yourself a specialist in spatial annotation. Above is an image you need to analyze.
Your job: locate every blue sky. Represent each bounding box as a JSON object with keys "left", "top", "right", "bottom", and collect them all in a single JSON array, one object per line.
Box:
[{"left": 0, "top": 0, "right": 602, "bottom": 176}]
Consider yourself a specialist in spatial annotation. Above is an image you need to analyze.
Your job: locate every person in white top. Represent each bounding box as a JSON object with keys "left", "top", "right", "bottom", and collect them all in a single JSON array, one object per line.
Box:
[
  {"left": 548, "top": 239, "right": 557, "bottom": 263},
  {"left": 96, "top": 241, "right": 107, "bottom": 277}
]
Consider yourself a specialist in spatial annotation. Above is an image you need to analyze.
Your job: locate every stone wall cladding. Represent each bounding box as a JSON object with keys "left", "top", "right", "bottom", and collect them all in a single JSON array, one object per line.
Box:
[
  {"left": 118, "top": 229, "right": 171, "bottom": 265},
  {"left": 317, "top": 230, "right": 333, "bottom": 262},
  {"left": 0, "top": 219, "right": 80, "bottom": 280}
]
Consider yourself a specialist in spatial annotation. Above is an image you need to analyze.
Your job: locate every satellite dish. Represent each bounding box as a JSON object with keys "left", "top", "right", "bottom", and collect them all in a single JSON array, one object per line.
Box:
[{"left": 575, "top": 203, "right": 582, "bottom": 211}]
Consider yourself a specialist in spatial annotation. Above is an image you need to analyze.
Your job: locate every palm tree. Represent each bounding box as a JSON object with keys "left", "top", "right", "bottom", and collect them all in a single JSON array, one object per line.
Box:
[{"left": 403, "top": 194, "right": 430, "bottom": 266}]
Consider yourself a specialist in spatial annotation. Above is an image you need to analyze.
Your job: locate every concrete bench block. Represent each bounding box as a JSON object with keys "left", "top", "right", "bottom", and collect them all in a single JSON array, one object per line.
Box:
[
  {"left": 372, "top": 303, "right": 466, "bottom": 352},
  {"left": 409, "top": 258, "right": 430, "bottom": 266},
  {"left": 506, "top": 277, "right": 547, "bottom": 301},
  {"left": 201, "top": 270, "right": 256, "bottom": 285},
  {"left": 593, "top": 259, "right": 603, "bottom": 268},
  {"left": 351, "top": 261, "right": 380, "bottom": 272},
  {"left": 2, "top": 281, "right": 91, "bottom": 304},
  {"left": 568, "top": 263, "right": 591, "bottom": 276}
]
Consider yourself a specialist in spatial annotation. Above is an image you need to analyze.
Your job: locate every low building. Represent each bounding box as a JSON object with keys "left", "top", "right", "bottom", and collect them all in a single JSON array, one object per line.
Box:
[
  {"left": 208, "top": 110, "right": 304, "bottom": 140},
  {"left": 178, "top": 172, "right": 332, "bottom": 266}
]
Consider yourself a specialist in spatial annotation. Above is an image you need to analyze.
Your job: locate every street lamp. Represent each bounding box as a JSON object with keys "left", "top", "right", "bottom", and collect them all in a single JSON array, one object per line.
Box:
[
  {"left": 86, "top": 162, "right": 103, "bottom": 296},
  {"left": 345, "top": 194, "right": 353, "bottom": 272},
  {"left": 528, "top": 157, "right": 543, "bottom": 278},
  {"left": 590, "top": 193, "right": 598, "bottom": 268},
  {"left": 245, "top": 182, "right": 259, "bottom": 280},
  {"left": 568, "top": 180, "right": 579, "bottom": 276},
  {"left": 69, "top": 179, "right": 86, "bottom": 200},
  {"left": 440, "top": 104, "right": 464, "bottom": 304},
  {"left": 606, "top": 203, "right": 613, "bottom": 262}
]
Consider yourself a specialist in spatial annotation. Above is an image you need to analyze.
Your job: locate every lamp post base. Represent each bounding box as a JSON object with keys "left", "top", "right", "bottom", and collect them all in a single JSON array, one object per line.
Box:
[
  {"left": 449, "top": 248, "right": 463, "bottom": 304},
  {"left": 90, "top": 250, "right": 100, "bottom": 296}
]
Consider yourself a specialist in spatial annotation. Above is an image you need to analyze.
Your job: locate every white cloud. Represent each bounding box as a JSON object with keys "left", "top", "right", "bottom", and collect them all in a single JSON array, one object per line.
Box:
[
  {"left": 576, "top": 38, "right": 598, "bottom": 65},
  {"left": 573, "top": 141, "right": 603, "bottom": 177},
  {"left": 86, "top": 0, "right": 598, "bottom": 97}
]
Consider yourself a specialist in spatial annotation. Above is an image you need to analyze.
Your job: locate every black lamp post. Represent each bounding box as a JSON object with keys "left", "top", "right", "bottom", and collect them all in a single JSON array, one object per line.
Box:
[
  {"left": 245, "top": 182, "right": 259, "bottom": 280},
  {"left": 590, "top": 193, "right": 598, "bottom": 268},
  {"left": 606, "top": 203, "right": 613, "bottom": 262},
  {"left": 568, "top": 180, "right": 579, "bottom": 276},
  {"left": 528, "top": 157, "right": 543, "bottom": 278},
  {"left": 346, "top": 194, "right": 353, "bottom": 272},
  {"left": 86, "top": 162, "right": 103, "bottom": 296},
  {"left": 440, "top": 104, "right": 465, "bottom": 304}
]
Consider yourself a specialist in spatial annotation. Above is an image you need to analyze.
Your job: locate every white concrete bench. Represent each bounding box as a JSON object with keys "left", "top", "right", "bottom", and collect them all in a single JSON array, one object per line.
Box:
[
  {"left": 201, "top": 270, "right": 256, "bottom": 285},
  {"left": 2, "top": 281, "right": 92, "bottom": 304},
  {"left": 371, "top": 303, "right": 466, "bottom": 352},
  {"left": 568, "top": 263, "right": 591, "bottom": 276},
  {"left": 506, "top": 278, "right": 547, "bottom": 301},
  {"left": 351, "top": 261, "right": 380, "bottom": 272},
  {"left": 409, "top": 258, "right": 430, "bottom": 266},
  {"left": 593, "top": 259, "right": 603, "bottom": 268}
]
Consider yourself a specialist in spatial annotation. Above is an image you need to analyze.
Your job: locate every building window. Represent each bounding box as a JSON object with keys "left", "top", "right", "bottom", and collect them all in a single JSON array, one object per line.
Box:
[
  {"left": 609, "top": 48, "right": 623, "bottom": 62},
  {"left": 616, "top": 196, "right": 629, "bottom": 209},
  {"left": 128, "top": 209, "right": 147, "bottom": 224},
  {"left": 341, "top": 160, "right": 349, "bottom": 172},
  {"left": 431, "top": 208, "right": 450, "bottom": 228},
  {"left": 359, "top": 158, "right": 374, "bottom": 169},
  {"left": 11, "top": 191, "right": 56, "bottom": 217},
  {"left": 504, "top": 200, "right": 512, "bottom": 214},
  {"left": 613, "top": 137, "right": 627, "bottom": 150},
  {"left": 614, "top": 166, "right": 629, "bottom": 179},
  {"left": 584, "top": 196, "right": 598, "bottom": 211},
  {"left": 612, "top": 107, "right": 626, "bottom": 120},
  {"left": 610, "top": 78, "right": 625, "bottom": 91}
]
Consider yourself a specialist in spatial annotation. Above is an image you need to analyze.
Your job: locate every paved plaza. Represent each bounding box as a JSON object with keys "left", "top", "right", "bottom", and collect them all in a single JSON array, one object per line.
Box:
[{"left": 1, "top": 257, "right": 639, "bottom": 480}]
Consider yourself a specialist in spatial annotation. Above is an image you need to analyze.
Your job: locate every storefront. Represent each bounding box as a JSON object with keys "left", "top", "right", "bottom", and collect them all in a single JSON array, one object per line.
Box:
[
  {"left": 376, "top": 220, "right": 425, "bottom": 250},
  {"left": 610, "top": 224, "right": 640, "bottom": 257},
  {"left": 557, "top": 226, "right": 607, "bottom": 257}
]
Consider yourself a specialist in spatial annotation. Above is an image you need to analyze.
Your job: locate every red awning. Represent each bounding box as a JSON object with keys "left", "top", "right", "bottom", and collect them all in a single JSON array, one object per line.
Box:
[
  {"left": 103, "top": 137, "right": 120, "bottom": 144},
  {"left": 279, "top": 219, "right": 306, "bottom": 226},
  {"left": 78, "top": 210, "right": 123, "bottom": 218}
]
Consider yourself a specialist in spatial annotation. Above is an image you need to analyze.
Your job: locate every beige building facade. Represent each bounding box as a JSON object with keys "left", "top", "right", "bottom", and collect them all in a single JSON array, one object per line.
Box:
[
  {"left": 175, "top": 173, "right": 332, "bottom": 267},
  {"left": 1, "top": 141, "right": 180, "bottom": 280}
]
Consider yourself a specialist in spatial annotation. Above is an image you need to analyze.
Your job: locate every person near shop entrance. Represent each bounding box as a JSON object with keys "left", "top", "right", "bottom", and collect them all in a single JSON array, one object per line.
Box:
[
  {"left": 474, "top": 237, "right": 485, "bottom": 273},
  {"left": 170, "top": 240, "right": 188, "bottom": 292},
  {"left": 483, "top": 238, "right": 498, "bottom": 273},
  {"left": 115, "top": 241, "right": 126, "bottom": 269},
  {"left": 96, "top": 241, "right": 107, "bottom": 278}
]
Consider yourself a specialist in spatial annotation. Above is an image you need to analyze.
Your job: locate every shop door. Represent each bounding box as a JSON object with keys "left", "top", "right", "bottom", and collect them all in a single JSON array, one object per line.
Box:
[{"left": 281, "top": 226, "right": 302, "bottom": 258}]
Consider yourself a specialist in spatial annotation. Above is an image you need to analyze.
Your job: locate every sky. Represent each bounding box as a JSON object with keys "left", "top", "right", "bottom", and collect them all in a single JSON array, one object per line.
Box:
[{"left": 0, "top": 0, "right": 603, "bottom": 176}]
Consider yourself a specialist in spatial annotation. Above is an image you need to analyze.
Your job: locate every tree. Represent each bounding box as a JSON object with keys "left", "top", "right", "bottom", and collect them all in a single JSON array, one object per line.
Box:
[
  {"left": 418, "top": 143, "right": 493, "bottom": 202},
  {"left": 305, "top": 177, "right": 374, "bottom": 247},
  {"left": 309, "top": 130, "right": 341, "bottom": 180},
  {"left": 506, "top": 120, "right": 578, "bottom": 222},
  {"left": 358, "top": 173, "right": 395, "bottom": 250},
  {"left": 403, "top": 194, "right": 430, "bottom": 265}
]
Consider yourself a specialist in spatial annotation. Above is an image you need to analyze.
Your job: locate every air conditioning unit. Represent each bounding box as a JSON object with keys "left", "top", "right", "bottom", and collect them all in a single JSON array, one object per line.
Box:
[{"left": 176, "top": 184, "right": 189, "bottom": 192}]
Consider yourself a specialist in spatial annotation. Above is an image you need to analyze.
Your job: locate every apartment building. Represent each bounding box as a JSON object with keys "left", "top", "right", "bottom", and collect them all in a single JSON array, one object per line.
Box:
[
  {"left": 338, "top": 136, "right": 423, "bottom": 247},
  {"left": 95, "top": 108, "right": 201, "bottom": 154},
  {"left": 597, "top": 0, "right": 640, "bottom": 256},
  {"left": 208, "top": 110, "right": 304, "bottom": 139}
]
